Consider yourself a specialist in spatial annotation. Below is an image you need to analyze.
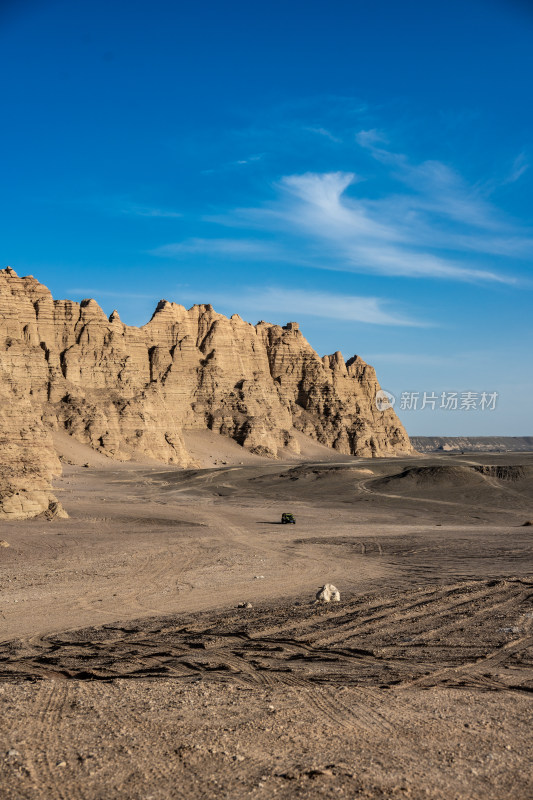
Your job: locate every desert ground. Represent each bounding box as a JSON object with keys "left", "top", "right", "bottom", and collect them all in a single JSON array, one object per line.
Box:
[{"left": 1, "top": 432, "right": 532, "bottom": 799}]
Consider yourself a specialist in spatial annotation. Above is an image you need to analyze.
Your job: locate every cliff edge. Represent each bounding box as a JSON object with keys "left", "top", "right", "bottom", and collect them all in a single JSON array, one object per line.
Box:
[{"left": 0, "top": 267, "right": 413, "bottom": 518}]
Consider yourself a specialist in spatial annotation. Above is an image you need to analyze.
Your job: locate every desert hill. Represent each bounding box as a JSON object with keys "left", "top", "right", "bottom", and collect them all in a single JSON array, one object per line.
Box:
[
  {"left": 0, "top": 267, "right": 412, "bottom": 518},
  {"left": 412, "top": 436, "right": 533, "bottom": 453}
]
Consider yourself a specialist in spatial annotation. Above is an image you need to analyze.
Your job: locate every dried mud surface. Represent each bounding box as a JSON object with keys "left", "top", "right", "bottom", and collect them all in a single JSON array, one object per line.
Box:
[{"left": 1, "top": 445, "right": 532, "bottom": 799}]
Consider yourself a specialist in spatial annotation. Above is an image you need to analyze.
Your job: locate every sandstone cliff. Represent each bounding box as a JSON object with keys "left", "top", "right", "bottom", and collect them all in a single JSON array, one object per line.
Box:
[{"left": 0, "top": 267, "right": 413, "bottom": 518}]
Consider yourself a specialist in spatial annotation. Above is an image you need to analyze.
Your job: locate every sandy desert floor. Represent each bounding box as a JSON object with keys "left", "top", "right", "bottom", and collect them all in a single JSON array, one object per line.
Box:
[{"left": 1, "top": 434, "right": 532, "bottom": 799}]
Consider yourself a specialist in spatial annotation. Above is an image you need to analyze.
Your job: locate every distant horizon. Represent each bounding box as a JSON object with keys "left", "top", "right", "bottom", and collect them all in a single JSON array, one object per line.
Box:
[
  {"left": 408, "top": 434, "right": 533, "bottom": 440},
  {"left": 1, "top": 0, "right": 532, "bottom": 436}
]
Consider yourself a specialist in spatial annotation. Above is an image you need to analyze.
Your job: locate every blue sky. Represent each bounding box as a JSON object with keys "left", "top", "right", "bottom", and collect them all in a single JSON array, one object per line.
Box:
[{"left": 1, "top": 0, "right": 532, "bottom": 435}]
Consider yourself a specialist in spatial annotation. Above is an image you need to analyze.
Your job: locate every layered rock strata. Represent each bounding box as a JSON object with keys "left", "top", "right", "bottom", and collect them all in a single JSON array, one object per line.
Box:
[{"left": 0, "top": 267, "right": 413, "bottom": 517}]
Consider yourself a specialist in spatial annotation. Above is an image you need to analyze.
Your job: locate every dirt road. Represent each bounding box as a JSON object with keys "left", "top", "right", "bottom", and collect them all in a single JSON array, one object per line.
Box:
[{"left": 1, "top": 447, "right": 532, "bottom": 798}]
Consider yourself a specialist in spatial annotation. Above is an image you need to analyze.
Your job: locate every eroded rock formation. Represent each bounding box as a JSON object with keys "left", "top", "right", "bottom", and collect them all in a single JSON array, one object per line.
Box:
[{"left": 0, "top": 267, "right": 413, "bottom": 517}]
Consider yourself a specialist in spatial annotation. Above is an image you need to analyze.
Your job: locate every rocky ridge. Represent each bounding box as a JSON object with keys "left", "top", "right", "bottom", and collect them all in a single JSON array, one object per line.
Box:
[
  {"left": 411, "top": 436, "right": 533, "bottom": 453},
  {"left": 0, "top": 267, "right": 412, "bottom": 518}
]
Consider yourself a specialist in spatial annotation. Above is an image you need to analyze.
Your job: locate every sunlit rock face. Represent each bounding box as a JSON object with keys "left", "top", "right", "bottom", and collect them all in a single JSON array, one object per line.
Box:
[{"left": 0, "top": 268, "right": 413, "bottom": 517}]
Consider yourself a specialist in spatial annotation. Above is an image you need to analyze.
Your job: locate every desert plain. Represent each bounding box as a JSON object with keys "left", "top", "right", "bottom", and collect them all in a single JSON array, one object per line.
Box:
[{"left": 0, "top": 431, "right": 532, "bottom": 800}]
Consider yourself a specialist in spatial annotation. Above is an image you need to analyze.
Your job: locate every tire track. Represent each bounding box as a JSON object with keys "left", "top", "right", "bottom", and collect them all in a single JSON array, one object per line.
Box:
[
  {"left": 402, "top": 634, "right": 533, "bottom": 690},
  {"left": 277, "top": 674, "right": 395, "bottom": 737},
  {"left": 406, "top": 586, "right": 532, "bottom": 644},
  {"left": 2, "top": 578, "right": 531, "bottom": 694},
  {"left": 25, "top": 681, "right": 83, "bottom": 800},
  {"left": 357, "top": 476, "right": 519, "bottom": 515},
  {"left": 243, "top": 583, "right": 461, "bottom": 642},
  {"left": 310, "top": 580, "right": 516, "bottom": 648}
]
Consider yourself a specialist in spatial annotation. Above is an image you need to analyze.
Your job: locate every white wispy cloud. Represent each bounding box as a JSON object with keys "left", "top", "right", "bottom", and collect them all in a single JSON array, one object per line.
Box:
[
  {"left": 65, "top": 285, "right": 420, "bottom": 327},
  {"left": 63, "top": 194, "right": 184, "bottom": 219},
  {"left": 355, "top": 132, "right": 530, "bottom": 236},
  {"left": 215, "top": 170, "right": 516, "bottom": 282},
  {"left": 147, "top": 121, "right": 531, "bottom": 285},
  {"left": 233, "top": 153, "right": 264, "bottom": 165},
  {"left": 120, "top": 203, "right": 182, "bottom": 218},
  {"left": 151, "top": 238, "right": 282, "bottom": 259},
  {"left": 504, "top": 152, "right": 529, "bottom": 184},
  {"left": 304, "top": 126, "right": 342, "bottom": 143},
  {"left": 179, "top": 286, "right": 425, "bottom": 327},
  {"left": 201, "top": 153, "right": 265, "bottom": 175}
]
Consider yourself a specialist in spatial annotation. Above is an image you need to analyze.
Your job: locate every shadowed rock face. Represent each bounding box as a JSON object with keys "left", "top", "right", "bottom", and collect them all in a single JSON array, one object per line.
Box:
[{"left": 0, "top": 267, "right": 412, "bottom": 517}]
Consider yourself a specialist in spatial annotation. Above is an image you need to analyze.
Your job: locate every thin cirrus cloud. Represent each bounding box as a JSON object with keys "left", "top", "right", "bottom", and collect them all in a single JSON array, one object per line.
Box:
[
  {"left": 355, "top": 131, "right": 533, "bottom": 255},
  {"left": 66, "top": 284, "right": 422, "bottom": 327},
  {"left": 356, "top": 130, "right": 507, "bottom": 229},
  {"left": 245, "top": 170, "right": 521, "bottom": 282},
  {"left": 201, "top": 153, "right": 265, "bottom": 175},
  {"left": 178, "top": 287, "right": 425, "bottom": 327},
  {"left": 195, "top": 130, "right": 532, "bottom": 282},
  {"left": 151, "top": 238, "right": 284, "bottom": 260},
  {"left": 149, "top": 125, "right": 531, "bottom": 284},
  {"left": 303, "top": 126, "right": 342, "bottom": 143},
  {"left": 67, "top": 288, "right": 155, "bottom": 301},
  {"left": 503, "top": 152, "right": 530, "bottom": 185},
  {"left": 120, "top": 203, "right": 182, "bottom": 218}
]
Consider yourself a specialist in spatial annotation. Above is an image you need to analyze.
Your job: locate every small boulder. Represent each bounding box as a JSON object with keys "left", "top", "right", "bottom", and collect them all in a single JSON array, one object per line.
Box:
[
  {"left": 0, "top": 540, "right": 9, "bottom": 548},
  {"left": 39, "top": 501, "right": 68, "bottom": 520},
  {"left": 316, "top": 584, "right": 340, "bottom": 603}
]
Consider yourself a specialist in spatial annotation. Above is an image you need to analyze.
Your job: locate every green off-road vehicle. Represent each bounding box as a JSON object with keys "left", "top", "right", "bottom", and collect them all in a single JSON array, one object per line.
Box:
[{"left": 281, "top": 513, "right": 296, "bottom": 524}]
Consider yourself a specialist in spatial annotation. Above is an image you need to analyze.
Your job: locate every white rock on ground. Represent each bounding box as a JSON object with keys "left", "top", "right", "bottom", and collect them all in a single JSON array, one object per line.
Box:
[{"left": 315, "top": 584, "right": 340, "bottom": 603}]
